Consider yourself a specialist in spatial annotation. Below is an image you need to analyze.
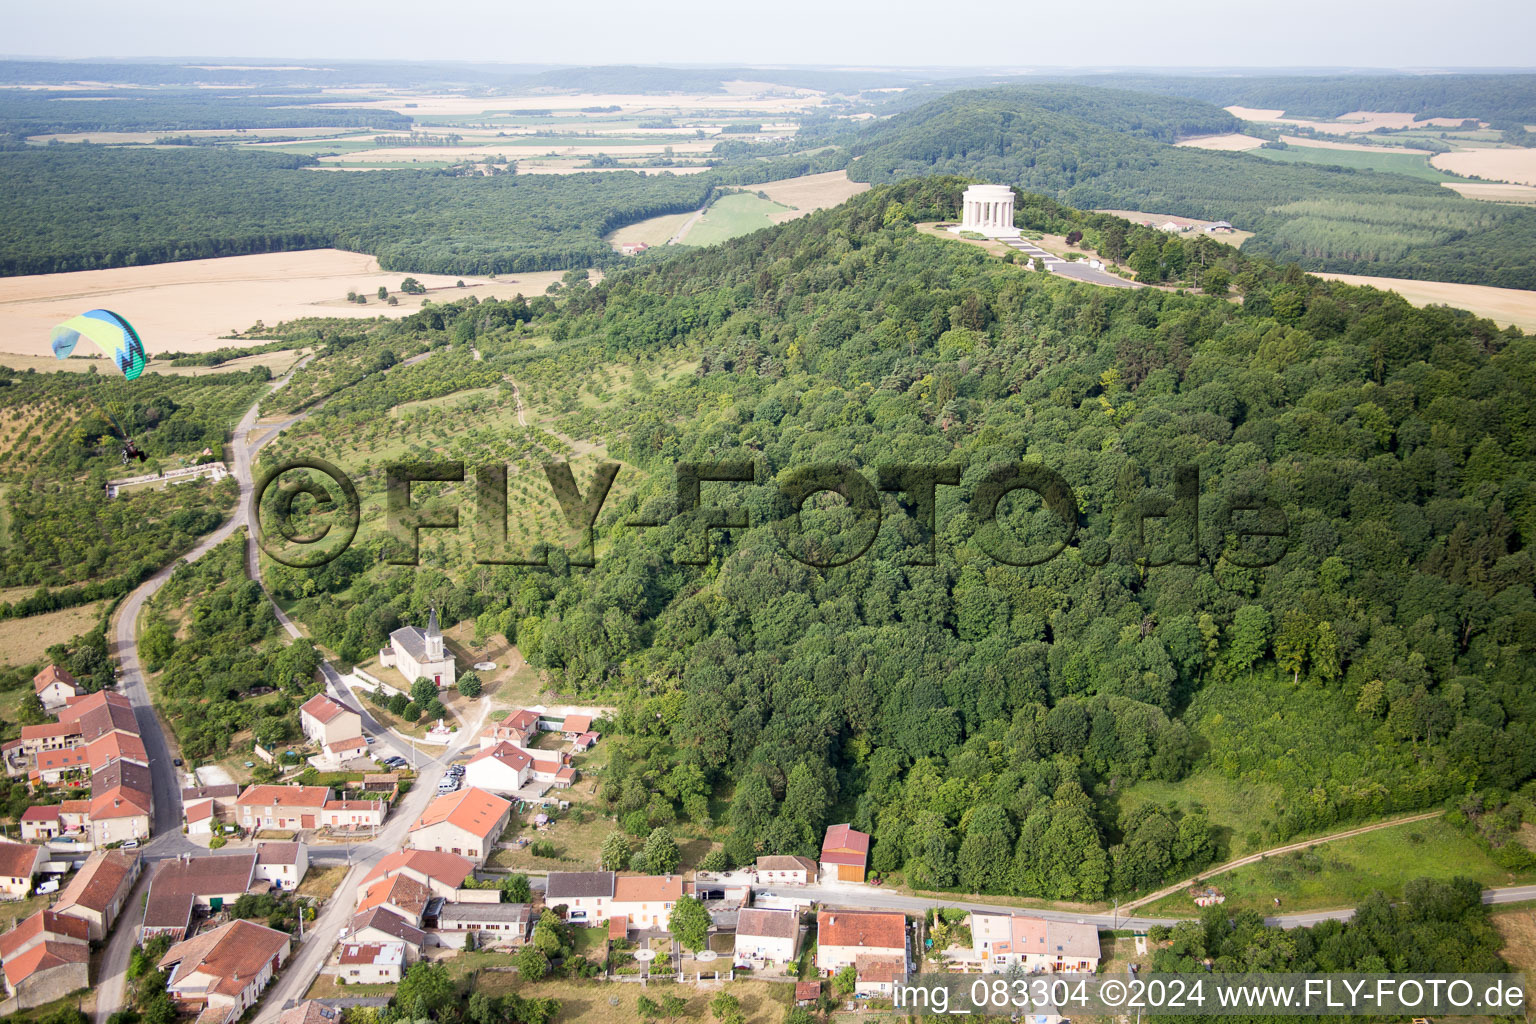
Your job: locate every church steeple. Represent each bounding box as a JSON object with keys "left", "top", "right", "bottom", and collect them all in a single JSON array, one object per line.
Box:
[{"left": 425, "top": 606, "right": 443, "bottom": 661}]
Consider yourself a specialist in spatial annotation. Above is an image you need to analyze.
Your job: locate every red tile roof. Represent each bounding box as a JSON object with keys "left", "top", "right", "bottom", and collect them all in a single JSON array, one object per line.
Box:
[
  {"left": 55, "top": 850, "right": 139, "bottom": 914},
  {"left": 855, "top": 954, "right": 906, "bottom": 984},
  {"left": 0, "top": 839, "right": 42, "bottom": 878},
  {"left": 34, "top": 747, "right": 90, "bottom": 774},
  {"left": 816, "top": 910, "right": 905, "bottom": 951},
  {"left": 300, "top": 692, "right": 355, "bottom": 724},
  {"left": 56, "top": 690, "right": 133, "bottom": 725},
  {"left": 2, "top": 940, "right": 89, "bottom": 988},
  {"left": 410, "top": 786, "right": 512, "bottom": 840},
  {"left": 350, "top": 907, "right": 425, "bottom": 947},
  {"left": 0, "top": 910, "right": 89, "bottom": 960},
  {"left": 236, "top": 784, "right": 332, "bottom": 809},
  {"left": 361, "top": 849, "right": 474, "bottom": 890},
  {"left": 562, "top": 714, "right": 593, "bottom": 733},
  {"left": 87, "top": 730, "right": 149, "bottom": 769},
  {"left": 468, "top": 741, "right": 531, "bottom": 771},
  {"left": 21, "top": 805, "right": 62, "bottom": 822},
  {"left": 358, "top": 874, "right": 430, "bottom": 919},
  {"left": 609, "top": 915, "right": 628, "bottom": 939},
  {"left": 33, "top": 665, "right": 80, "bottom": 695},
  {"left": 822, "top": 824, "right": 870, "bottom": 856},
  {"left": 20, "top": 722, "right": 79, "bottom": 741},
  {"left": 160, "top": 919, "right": 290, "bottom": 998},
  {"left": 612, "top": 874, "right": 683, "bottom": 904}
]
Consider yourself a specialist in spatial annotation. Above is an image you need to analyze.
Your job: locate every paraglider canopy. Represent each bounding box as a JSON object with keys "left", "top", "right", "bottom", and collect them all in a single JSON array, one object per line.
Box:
[{"left": 50, "top": 309, "right": 146, "bottom": 380}]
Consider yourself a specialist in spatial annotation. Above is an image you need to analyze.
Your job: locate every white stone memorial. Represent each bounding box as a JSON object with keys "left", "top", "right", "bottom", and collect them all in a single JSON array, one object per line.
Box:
[{"left": 950, "top": 183, "right": 1021, "bottom": 238}]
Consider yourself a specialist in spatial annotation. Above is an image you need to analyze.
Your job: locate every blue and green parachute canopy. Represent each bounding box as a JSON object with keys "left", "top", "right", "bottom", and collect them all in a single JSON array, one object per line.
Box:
[{"left": 50, "top": 309, "right": 147, "bottom": 381}]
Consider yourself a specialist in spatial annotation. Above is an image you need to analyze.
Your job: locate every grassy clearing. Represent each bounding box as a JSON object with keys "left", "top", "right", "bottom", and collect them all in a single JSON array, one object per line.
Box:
[
  {"left": 1140, "top": 817, "right": 1536, "bottom": 916},
  {"left": 1249, "top": 144, "right": 1461, "bottom": 182},
  {"left": 0, "top": 602, "right": 105, "bottom": 667},
  {"left": 296, "top": 864, "right": 349, "bottom": 901},
  {"left": 607, "top": 210, "right": 696, "bottom": 249},
  {"left": 304, "top": 975, "right": 396, "bottom": 999},
  {"left": 679, "top": 193, "right": 792, "bottom": 247},
  {"left": 1115, "top": 771, "right": 1283, "bottom": 859},
  {"left": 471, "top": 976, "right": 792, "bottom": 1024}
]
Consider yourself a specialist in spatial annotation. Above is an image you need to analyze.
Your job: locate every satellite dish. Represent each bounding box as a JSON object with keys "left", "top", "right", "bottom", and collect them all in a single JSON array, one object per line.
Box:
[
  {"left": 696, "top": 950, "right": 718, "bottom": 962},
  {"left": 634, "top": 949, "right": 657, "bottom": 962}
]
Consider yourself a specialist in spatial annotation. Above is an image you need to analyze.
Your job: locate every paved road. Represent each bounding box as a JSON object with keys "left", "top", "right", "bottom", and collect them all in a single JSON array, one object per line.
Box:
[{"left": 1002, "top": 237, "right": 1141, "bottom": 289}]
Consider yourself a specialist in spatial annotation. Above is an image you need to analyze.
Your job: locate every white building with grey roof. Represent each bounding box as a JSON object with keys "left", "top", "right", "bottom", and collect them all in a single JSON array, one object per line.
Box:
[{"left": 379, "top": 607, "right": 456, "bottom": 688}]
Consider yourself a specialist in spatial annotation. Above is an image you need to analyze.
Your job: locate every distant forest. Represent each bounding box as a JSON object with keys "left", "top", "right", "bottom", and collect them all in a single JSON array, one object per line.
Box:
[
  {"left": 0, "top": 89, "right": 412, "bottom": 136},
  {"left": 0, "top": 147, "right": 714, "bottom": 276}
]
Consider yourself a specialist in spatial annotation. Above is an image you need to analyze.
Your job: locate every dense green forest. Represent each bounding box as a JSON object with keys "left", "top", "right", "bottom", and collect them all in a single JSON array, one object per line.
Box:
[
  {"left": 825, "top": 85, "right": 1536, "bottom": 289},
  {"left": 0, "top": 147, "right": 714, "bottom": 275},
  {"left": 251, "top": 179, "right": 1535, "bottom": 901},
  {"left": 0, "top": 88, "right": 413, "bottom": 136},
  {"left": 0, "top": 363, "right": 265, "bottom": 594}
]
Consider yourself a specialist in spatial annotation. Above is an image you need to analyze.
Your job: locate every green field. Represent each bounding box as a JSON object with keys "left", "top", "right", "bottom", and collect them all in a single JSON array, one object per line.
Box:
[
  {"left": 678, "top": 192, "right": 791, "bottom": 246},
  {"left": 1249, "top": 144, "right": 1463, "bottom": 181},
  {"left": 1116, "top": 771, "right": 1284, "bottom": 859},
  {"left": 1141, "top": 816, "right": 1536, "bottom": 916}
]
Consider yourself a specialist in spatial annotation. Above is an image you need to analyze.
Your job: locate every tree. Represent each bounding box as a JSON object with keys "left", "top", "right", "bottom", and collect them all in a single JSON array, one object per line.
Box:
[
  {"left": 411, "top": 677, "right": 437, "bottom": 706},
  {"left": 637, "top": 996, "right": 660, "bottom": 1021},
  {"left": 396, "top": 961, "right": 453, "bottom": 1018},
  {"left": 669, "top": 893, "right": 711, "bottom": 952},
  {"left": 512, "top": 944, "right": 549, "bottom": 980},
  {"left": 401, "top": 277, "right": 427, "bottom": 295},
  {"left": 1033, "top": 256, "right": 1046, "bottom": 272},
  {"left": 1200, "top": 265, "right": 1231, "bottom": 295},
  {"left": 377, "top": 286, "right": 388, "bottom": 300},
  {"left": 500, "top": 873, "right": 532, "bottom": 903},
  {"left": 709, "top": 992, "right": 740, "bottom": 1020},
  {"left": 457, "top": 671, "right": 482, "bottom": 698},
  {"left": 388, "top": 692, "right": 409, "bottom": 716},
  {"left": 833, "top": 964, "right": 857, "bottom": 995},
  {"left": 1132, "top": 239, "right": 1163, "bottom": 283},
  {"left": 958, "top": 804, "right": 1015, "bottom": 894},
  {"left": 601, "top": 830, "right": 632, "bottom": 871},
  {"left": 643, "top": 826, "right": 681, "bottom": 875},
  {"left": 1227, "top": 605, "right": 1273, "bottom": 674}
]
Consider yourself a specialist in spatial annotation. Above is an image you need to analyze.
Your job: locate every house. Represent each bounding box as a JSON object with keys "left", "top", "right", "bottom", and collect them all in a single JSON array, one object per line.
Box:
[
  {"left": 31, "top": 747, "right": 90, "bottom": 785},
  {"left": 185, "top": 799, "right": 217, "bottom": 836},
  {"left": 280, "top": 1002, "right": 340, "bottom": 1024},
  {"left": 571, "top": 731, "right": 599, "bottom": 753},
  {"left": 361, "top": 849, "right": 476, "bottom": 902},
  {"left": 544, "top": 871, "right": 615, "bottom": 923},
  {"left": 337, "top": 942, "right": 404, "bottom": 984},
  {"left": 85, "top": 730, "right": 149, "bottom": 772},
  {"left": 0, "top": 910, "right": 90, "bottom": 962},
  {"left": 71, "top": 693, "right": 142, "bottom": 744},
  {"left": 756, "top": 855, "right": 817, "bottom": 886},
  {"left": 610, "top": 874, "right": 683, "bottom": 930},
  {"left": 236, "top": 785, "right": 333, "bottom": 831},
  {"left": 559, "top": 714, "right": 593, "bottom": 739},
  {"left": 255, "top": 842, "right": 310, "bottom": 891},
  {"left": 358, "top": 873, "right": 432, "bottom": 924},
  {"left": 815, "top": 910, "right": 906, "bottom": 974},
  {"left": 433, "top": 903, "right": 533, "bottom": 949},
  {"left": 479, "top": 709, "right": 540, "bottom": 749},
  {"left": 149, "top": 852, "right": 257, "bottom": 911},
  {"left": 182, "top": 785, "right": 241, "bottom": 817},
  {"left": 2, "top": 940, "right": 89, "bottom": 1009},
  {"left": 820, "top": 824, "right": 871, "bottom": 883},
  {"left": 299, "top": 693, "right": 364, "bottom": 755},
  {"left": 33, "top": 665, "right": 83, "bottom": 711},
  {"left": 54, "top": 849, "right": 142, "bottom": 940},
  {"left": 159, "top": 919, "right": 291, "bottom": 1017},
  {"left": 90, "top": 759, "right": 154, "bottom": 845},
  {"left": 969, "top": 913, "right": 1099, "bottom": 973},
  {"left": 378, "top": 607, "right": 455, "bottom": 688},
  {"left": 463, "top": 742, "right": 532, "bottom": 795},
  {"left": 1205, "top": 221, "right": 1235, "bottom": 233},
  {"left": 141, "top": 889, "right": 196, "bottom": 944},
  {"left": 854, "top": 955, "right": 907, "bottom": 997},
  {"left": 321, "top": 799, "right": 386, "bottom": 829},
  {"left": 347, "top": 908, "right": 425, "bottom": 959},
  {"left": 19, "top": 805, "right": 64, "bottom": 841},
  {"left": 0, "top": 839, "right": 44, "bottom": 898},
  {"left": 527, "top": 750, "right": 576, "bottom": 789},
  {"left": 18, "top": 721, "right": 82, "bottom": 759},
  {"left": 407, "top": 787, "right": 513, "bottom": 866},
  {"left": 734, "top": 907, "right": 801, "bottom": 964}
]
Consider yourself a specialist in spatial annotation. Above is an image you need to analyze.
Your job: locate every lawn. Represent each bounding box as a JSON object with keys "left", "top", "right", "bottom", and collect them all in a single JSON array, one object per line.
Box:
[
  {"left": 1115, "top": 771, "right": 1283, "bottom": 859},
  {"left": 471, "top": 976, "right": 793, "bottom": 1024},
  {"left": 304, "top": 975, "right": 396, "bottom": 999},
  {"left": 678, "top": 193, "right": 792, "bottom": 247},
  {"left": 1140, "top": 816, "right": 1536, "bottom": 916},
  {"left": 488, "top": 810, "right": 613, "bottom": 872},
  {"left": 1248, "top": 144, "right": 1462, "bottom": 182}
]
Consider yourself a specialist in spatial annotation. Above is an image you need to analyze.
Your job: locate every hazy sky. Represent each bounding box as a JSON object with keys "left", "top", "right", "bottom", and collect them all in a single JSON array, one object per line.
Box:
[{"left": 8, "top": 0, "right": 1535, "bottom": 69}]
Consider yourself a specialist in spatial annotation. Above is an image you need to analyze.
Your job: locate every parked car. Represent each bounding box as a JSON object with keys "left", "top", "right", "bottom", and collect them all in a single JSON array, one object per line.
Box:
[
  {"left": 35, "top": 879, "right": 60, "bottom": 895},
  {"left": 172, "top": 758, "right": 183, "bottom": 766},
  {"left": 365, "top": 736, "right": 376, "bottom": 745},
  {"left": 122, "top": 839, "right": 139, "bottom": 849}
]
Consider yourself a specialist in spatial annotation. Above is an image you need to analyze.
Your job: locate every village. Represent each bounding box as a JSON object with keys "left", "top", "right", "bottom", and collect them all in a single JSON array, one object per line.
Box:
[{"left": 0, "top": 627, "right": 1110, "bottom": 1024}]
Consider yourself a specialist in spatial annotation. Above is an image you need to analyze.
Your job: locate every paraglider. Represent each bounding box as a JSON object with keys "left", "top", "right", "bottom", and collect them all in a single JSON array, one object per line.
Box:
[{"left": 49, "top": 309, "right": 150, "bottom": 463}]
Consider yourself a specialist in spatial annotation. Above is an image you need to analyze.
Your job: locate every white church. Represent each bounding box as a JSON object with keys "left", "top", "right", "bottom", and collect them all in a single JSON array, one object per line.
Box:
[
  {"left": 379, "top": 607, "right": 457, "bottom": 688},
  {"left": 949, "top": 183, "right": 1021, "bottom": 238}
]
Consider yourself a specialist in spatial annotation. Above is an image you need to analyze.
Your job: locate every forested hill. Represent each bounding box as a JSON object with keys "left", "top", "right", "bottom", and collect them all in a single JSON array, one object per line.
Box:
[
  {"left": 260, "top": 179, "right": 1536, "bottom": 900},
  {"left": 833, "top": 85, "right": 1536, "bottom": 289}
]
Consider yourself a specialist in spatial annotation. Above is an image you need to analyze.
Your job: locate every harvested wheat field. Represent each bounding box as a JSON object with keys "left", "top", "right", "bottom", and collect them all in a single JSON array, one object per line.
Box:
[
  {"left": 1225, "top": 107, "right": 1477, "bottom": 135},
  {"left": 1280, "top": 135, "right": 1435, "bottom": 154},
  {"left": 1176, "top": 133, "right": 1265, "bottom": 151},
  {"left": 744, "top": 170, "right": 870, "bottom": 223},
  {"left": 0, "top": 251, "right": 578, "bottom": 357},
  {"left": 0, "top": 602, "right": 106, "bottom": 666},
  {"left": 1431, "top": 148, "right": 1536, "bottom": 186},
  {"left": 1441, "top": 181, "right": 1536, "bottom": 203},
  {"left": 1317, "top": 273, "right": 1536, "bottom": 332}
]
